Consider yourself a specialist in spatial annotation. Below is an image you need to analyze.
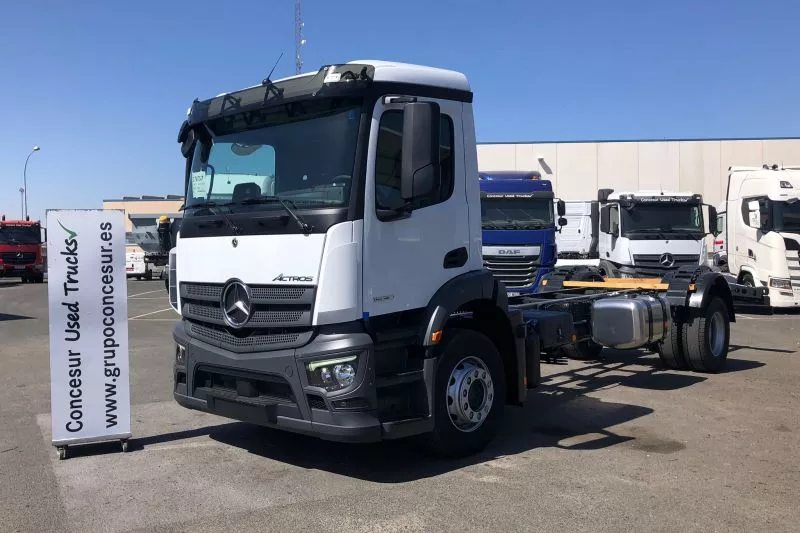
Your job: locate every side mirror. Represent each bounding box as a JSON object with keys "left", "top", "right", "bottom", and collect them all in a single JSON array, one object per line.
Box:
[
  {"left": 747, "top": 200, "right": 761, "bottom": 229},
  {"left": 401, "top": 102, "right": 441, "bottom": 202},
  {"left": 556, "top": 199, "right": 565, "bottom": 217},
  {"left": 180, "top": 129, "right": 197, "bottom": 159},
  {"left": 708, "top": 205, "right": 719, "bottom": 235},
  {"left": 558, "top": 217, "right": 567, "bottom": 227},
  {"left": 599, "top": 206, "right": 610, "bottom": 234}
]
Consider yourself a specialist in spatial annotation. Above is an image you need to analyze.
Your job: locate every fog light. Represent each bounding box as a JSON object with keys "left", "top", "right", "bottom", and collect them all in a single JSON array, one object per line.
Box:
[
  {"left": 306, "top": 354, "right": 358, "bottom": 391},
  {"left": 175, "top": 343, "right": 186, "bottom": 365},
  {"left": 333, "top": 364, "right": 355, "bottom": 387}
]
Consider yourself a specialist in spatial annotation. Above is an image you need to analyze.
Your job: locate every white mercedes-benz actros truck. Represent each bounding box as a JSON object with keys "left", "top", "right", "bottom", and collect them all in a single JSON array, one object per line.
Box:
[
  {"left": 166, "top": 60, "right": 767, "bottom": 457},
  {"left": 556, "top": 189, "right": 714, "bottom": 277}
]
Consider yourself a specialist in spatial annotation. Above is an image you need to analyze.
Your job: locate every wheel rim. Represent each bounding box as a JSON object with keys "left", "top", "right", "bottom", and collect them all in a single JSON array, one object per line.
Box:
[
  {"left": 446, "top": 356, "right": 494, "bottom": 433},
  {"left": 708, "top": 311, "right": 726, "bottom": 357}
]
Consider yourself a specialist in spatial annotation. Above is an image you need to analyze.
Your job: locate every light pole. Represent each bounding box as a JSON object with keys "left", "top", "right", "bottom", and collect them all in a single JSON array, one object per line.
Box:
[
  {"left": 23, "top": 145, "right": 40, "bottom": 220},
  {"left": 19, "top": 188, "right": 24, "bottom": 219}
]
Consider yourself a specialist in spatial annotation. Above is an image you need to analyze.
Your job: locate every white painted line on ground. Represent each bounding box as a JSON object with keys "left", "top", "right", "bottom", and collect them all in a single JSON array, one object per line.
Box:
[
  {"left": 130, "top": 308, "right": 173, "bottom": 319},
  {"left": 128, "top": 289, "right": 165, "bottom": 297},
  {"left": 130, "top": 297, "right": 169, "bottom": 300},
  {"left": 131, "top": 318, "right": 177, "bottom": 322}
]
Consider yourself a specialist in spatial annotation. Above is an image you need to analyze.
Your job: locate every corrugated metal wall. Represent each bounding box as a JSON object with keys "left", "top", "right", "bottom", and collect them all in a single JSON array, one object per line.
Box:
[{"left": 477, "top": 139, "right": 800, "bottom": 207}]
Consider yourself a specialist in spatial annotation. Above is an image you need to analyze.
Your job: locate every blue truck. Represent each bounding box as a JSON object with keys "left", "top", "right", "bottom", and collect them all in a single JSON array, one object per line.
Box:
[{"left": 479, "top": 171, "right": 566, "bottom": 296}]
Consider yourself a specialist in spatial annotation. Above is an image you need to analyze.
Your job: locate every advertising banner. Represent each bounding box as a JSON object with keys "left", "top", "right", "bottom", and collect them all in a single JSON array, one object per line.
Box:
[{"left": 46, "top": 209, "right": 131, "bottom": 449}]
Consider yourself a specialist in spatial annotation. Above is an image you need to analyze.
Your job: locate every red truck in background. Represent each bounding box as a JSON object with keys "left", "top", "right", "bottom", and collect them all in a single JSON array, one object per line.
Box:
[{"left": 0, "top": 215, "right": 45, "bottom": 283}]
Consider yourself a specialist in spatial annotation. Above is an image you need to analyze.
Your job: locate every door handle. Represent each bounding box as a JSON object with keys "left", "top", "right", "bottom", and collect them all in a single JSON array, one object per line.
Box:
[{"left": 443, "top": 247, "right": 468, "bottom": 269}]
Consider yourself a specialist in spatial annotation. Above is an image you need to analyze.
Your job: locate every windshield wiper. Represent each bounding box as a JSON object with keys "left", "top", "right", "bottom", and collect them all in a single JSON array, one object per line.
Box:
[
  {"left": 183, "top": 201, "right": 241, "bottom": 234},
  {"left": 236, "top": 196, "right": 313, "bottom": 235}
]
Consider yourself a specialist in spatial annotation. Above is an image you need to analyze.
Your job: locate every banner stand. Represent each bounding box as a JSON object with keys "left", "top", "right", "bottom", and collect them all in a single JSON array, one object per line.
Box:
[{"left": 46, "top": 209, "right": 132, "bottom": 460}]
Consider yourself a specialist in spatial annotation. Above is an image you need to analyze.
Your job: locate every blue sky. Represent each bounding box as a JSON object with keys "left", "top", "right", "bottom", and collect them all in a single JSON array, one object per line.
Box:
[{"left": 1, "top": 0, "right": 798, "bottom": 222}]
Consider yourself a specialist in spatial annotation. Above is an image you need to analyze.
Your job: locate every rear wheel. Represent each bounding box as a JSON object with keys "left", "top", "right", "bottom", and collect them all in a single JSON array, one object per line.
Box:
[
  {"left": 657, "top": 319, "right": 688, "bottom": 370},
  {"left": 682, "top": 296, "right": 729, "bottom": 373},
  {"left": 424, "top": 328, "right": 506, "bottom": 458}
]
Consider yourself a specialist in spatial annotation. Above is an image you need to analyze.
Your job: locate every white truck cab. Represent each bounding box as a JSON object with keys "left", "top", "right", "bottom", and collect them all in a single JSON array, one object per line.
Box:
[
  {"left": 556, "top": 189, "right": 712, "bottom": 278},
  {"left": 720, "top": 165, "right": 800, "bottom": 308}
]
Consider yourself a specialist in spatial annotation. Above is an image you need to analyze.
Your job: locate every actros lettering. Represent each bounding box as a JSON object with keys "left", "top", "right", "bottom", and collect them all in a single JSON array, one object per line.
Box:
[{"left": 273, "top": 274, "right": 314, "bottom": 282}]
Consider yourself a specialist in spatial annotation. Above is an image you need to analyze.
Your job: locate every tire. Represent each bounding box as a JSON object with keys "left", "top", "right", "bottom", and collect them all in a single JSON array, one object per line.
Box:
[
  {"left": 657, "top": 318, "right": 688, "bottom": 370},
  {"left": 681, "top": 296, "right": 730, "bottom": 373},
  {"left": 740, "top": 272, "right": 755, "bottom": 287},
  {"left": 598, "top": 260, "right": 618, "bottom": 278},
  {"left": 561, "top": 340, "right": 603, "bottom": 360},
  {"left": 423, "top": 328, "right": 506, "bottom": 458}
]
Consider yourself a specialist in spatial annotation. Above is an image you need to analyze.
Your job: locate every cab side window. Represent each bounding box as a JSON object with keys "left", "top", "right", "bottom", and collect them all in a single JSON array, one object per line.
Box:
[
  {"left": 374, "top": 110, "right": 455, "bottom": 218},
  {"left": 609, "top": 204, "right": 620, "bottom": 234}
]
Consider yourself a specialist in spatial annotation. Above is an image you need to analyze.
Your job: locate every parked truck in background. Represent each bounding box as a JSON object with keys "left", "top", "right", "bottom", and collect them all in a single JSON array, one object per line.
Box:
[
  {"left": 0, "top": 215, "right": 45, "bottom": 283},
  {"left": 556, "top": 189, "right": 714, "bottom": 278},
  {"left": 715, "top": 165, "right": 800, "bottom": 308},
  {"left": 479, "top": 171, "right": 565, "bottom": 296},
  {"left": 164, "top": 60, "right": 767, "bottom": 458}
]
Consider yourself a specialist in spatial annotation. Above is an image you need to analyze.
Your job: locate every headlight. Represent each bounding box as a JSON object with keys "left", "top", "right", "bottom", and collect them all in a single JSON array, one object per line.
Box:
[
  {"left": 769, "top": 277, "right": 792, "bottom": 290},
  {"left": 306, "top": 355, "right": 358, "bottom": 391}
]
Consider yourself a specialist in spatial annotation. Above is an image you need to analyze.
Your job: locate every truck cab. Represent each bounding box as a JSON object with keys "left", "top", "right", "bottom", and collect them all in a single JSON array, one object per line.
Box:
[
  {"left": 721, "top": 165, "right": 800, "bottom": 308},
  {"left": 479, "top": 171, "right": 563, "bottom": 296},
  {"left": 556, "top": 189, "right": 712, "bottom": 278},
  {"left": 0, "top": 216, "right": 45, "bottom": 283}
]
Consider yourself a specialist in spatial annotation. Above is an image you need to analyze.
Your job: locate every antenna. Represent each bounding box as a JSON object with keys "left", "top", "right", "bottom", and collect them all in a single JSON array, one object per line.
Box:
[{"left": 295, "top": 0, "right": 305, "bottom": 75}]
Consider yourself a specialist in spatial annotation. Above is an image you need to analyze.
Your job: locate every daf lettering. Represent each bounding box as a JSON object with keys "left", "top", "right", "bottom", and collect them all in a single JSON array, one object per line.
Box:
[{"left": 498, "top": 249, "right": 522, "bottom": 255}]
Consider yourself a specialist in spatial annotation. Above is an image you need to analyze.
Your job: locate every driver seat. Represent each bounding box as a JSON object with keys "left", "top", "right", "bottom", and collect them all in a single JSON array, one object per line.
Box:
[{"left": 231, "top": 182, "right": 262, "bottom": 203}]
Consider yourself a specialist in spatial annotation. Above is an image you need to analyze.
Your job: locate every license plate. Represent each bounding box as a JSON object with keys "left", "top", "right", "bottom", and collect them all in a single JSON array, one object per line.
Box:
[
  {"left": 13, "top": 266, "right": 25, "bottom": 270},
  {"left": 508, "top": 291, "right": 520, "bottom": 297}
]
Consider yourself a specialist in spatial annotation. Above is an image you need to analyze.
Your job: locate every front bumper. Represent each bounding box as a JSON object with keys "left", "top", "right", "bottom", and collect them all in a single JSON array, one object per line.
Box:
[
  {"left": 0, "top": 264, "right": 40, "bottom": 277},
  {"left": 172, "top": 320, "right": 383, "bottom": 443}
]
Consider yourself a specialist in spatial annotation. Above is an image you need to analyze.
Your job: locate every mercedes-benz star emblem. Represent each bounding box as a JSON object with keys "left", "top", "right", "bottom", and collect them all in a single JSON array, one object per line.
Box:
[
  {"left": 659, "top": 253, "right": 675, "bottom": 268},
  {"left": 231, "top": 238, "right": 238, "bottom": 248},
  {"left": 16, "top": 251, "right": 23, "bottom": 258},
  {"left": 221, "top": 280, "right": 252, "bottom": 328}
]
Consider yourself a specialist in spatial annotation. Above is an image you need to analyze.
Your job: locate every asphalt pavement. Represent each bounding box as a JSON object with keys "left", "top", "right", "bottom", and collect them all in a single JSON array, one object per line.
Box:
[{"left": 1, "top": 278, "right": 799, "bottom": 532}]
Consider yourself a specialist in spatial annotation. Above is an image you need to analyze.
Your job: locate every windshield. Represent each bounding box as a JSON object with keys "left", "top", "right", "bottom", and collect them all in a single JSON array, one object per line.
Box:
[
  {"left": 621, "top": 203, "right": 703, "bottom": 235},
  {"left": 0, "top": 226, "right": 41, "bottom": 245},
  {"left": 481, "top": 197, "right": 554, "bottom": 229},
  {"left": 773, "top": 200, "right": 800, "bottom": 233},
  {"left": 186, "top": 99, "right": 361, "bottom": 212}
]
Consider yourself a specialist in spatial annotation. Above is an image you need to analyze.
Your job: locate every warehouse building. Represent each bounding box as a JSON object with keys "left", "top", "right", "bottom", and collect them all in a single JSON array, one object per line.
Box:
[
  {"left": 477, "top": 137, "right": 800, "bottom": 207},
  {"left": 102, "top": 195, "right": 183, "bottom": 253}
]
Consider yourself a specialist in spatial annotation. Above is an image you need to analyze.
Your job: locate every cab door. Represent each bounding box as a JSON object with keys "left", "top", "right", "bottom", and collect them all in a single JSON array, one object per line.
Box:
[{"left": 361, "top": 97, "right": 469, "bottom": 317}]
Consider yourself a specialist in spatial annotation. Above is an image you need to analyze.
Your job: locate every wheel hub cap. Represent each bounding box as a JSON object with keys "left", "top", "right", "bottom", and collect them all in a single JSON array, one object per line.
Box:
[{"left": 446, "top": 356, "right": 493, "bottom": 433}]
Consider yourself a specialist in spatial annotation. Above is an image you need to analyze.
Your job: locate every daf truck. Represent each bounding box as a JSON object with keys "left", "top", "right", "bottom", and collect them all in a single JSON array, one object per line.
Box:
[
  {"left": 166, "top": 60, "right": 767, "bottom": 457},
  {"left": 716, "top": 165, "right": 800, "bottom": 308},
  {"left": 479, "top": 171, "right": 565, "bottom": 296},
  {"left": 556, "top": 189, "right": 714, "bottom": 278}
]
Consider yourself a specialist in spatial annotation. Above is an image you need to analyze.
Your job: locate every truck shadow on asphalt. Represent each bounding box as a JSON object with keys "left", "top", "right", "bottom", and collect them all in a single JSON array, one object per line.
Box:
[
  {"left": 0, "top": 312, "right": 34, "bottom": 322},
  {"left": 193, "top": 349, "right": 764, "bottom": 483}
]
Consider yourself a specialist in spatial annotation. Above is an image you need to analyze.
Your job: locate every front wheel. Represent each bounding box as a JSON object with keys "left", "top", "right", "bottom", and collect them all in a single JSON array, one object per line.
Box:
[{"left": 423, "top": 328, "right": 506, "bottom": 458}]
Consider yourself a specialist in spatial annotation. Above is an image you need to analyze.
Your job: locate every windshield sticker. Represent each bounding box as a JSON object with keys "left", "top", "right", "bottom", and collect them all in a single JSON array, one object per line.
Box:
[{"left": 191, "top": 172, "right": 210, "bottom": 198}]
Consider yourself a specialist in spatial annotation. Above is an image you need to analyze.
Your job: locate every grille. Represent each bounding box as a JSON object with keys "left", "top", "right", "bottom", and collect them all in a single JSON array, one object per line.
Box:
[
  {"left": 631, "top": 254, "right": 700, "bottom": 277},
  {"left": 180, "top": 281, "right": 315, "bottom": 352},
  {"left": 483, "top": 255, "right": 538, "bottom": 289},
  {"left": 307, "top": 394, "right": 327, "bottom": 410},
  {"left": 194, "top": 366, "right": 295, "bottom": 404},
  {"left": 182, "top": 302, "right": 306, "bottom": 327},
  {"left": 188, "top": 321, "right": 312, "bottom": 352},
  {"left": 1, "top": 252, "right": 36, "bottom": 264}
]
